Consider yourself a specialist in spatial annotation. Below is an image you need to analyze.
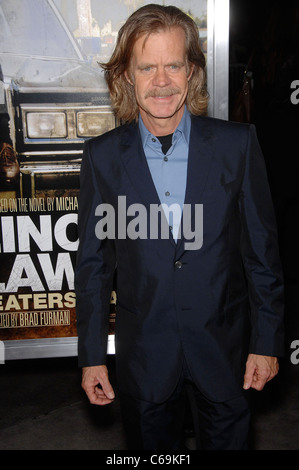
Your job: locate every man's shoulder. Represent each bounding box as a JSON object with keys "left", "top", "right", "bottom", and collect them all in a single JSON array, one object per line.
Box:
[
  {"left": 191, "top": 115, "right": 253, "bottom": 149},
  {"left": 191, "top": 114, "right": 250, "bottom": 133},
  {"left": 86, "top": 121, "right": 138, "bottom": 150}
]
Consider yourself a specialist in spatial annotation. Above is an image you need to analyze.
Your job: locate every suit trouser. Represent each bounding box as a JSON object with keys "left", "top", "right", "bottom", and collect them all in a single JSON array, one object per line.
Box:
[{"left": 119, "top": 359, "right": 251, "bottom": 450}]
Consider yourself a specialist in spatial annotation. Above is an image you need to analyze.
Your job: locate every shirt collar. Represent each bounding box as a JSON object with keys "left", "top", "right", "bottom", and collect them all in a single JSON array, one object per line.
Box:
[{"left": 138, "top": 106, "right": 191, "bottom": 149}]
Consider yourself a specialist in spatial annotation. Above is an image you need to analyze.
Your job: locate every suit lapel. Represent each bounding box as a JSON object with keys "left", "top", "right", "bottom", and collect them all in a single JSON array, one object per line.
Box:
[
  {"left": 184, "top": 116, "right": 214, "bottom": 206},
  {"left": 119, "top": 122, "right": 161, "bottom": 208},
  {"left": 176, "top": 116, "right": 215, "bottom": 255}
]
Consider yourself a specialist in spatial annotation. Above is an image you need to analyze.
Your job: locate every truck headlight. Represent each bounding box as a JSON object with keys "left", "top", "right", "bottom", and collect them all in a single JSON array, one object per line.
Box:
[
  {"left": 77, "top": 111, "right": 115, "bottom": 137},
  {"left": 26, "top": 112, "right": 67, "bottom": 138}
]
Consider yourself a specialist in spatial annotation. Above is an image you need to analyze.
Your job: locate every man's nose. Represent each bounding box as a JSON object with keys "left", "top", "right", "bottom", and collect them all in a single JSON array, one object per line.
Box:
[{"left": 152, "top": 67, "right": 171, "bottom": 87}]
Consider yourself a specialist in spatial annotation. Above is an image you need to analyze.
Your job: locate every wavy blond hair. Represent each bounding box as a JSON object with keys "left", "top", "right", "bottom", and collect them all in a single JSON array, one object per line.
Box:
[{"left": 101, "top": 4, "right": 209, "bottom": 122}]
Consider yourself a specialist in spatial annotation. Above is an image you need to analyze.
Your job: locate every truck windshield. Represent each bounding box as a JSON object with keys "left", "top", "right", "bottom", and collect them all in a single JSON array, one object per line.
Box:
[{"left": 0, "top": 0, "right": 80, "bottom": 59}]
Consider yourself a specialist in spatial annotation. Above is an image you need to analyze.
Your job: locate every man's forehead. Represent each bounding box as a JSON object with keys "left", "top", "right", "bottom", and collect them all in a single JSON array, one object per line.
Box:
[{"left": 132, "top": 27, "right": 187, "bottom": 57}]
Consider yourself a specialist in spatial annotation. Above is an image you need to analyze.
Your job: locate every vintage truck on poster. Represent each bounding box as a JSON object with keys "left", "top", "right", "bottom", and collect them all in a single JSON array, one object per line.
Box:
[{"left": 0, "top": 0, "right": 117, "bottom": 359}]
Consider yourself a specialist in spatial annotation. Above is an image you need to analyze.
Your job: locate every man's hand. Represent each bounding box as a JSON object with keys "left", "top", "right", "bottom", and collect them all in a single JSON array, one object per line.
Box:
[
  {"left": 82, "top": 365, "right": 115, "bottom": 405},
  {"left": 243, "top": 354, "right": 279, "bottom": 391}
]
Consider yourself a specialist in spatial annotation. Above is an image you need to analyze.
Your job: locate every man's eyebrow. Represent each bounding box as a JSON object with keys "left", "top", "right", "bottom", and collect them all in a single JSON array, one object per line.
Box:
[
  {"left": 137, "top": 63, "right": 154, "bottom": 69},
  {"left": 137, "top": 61, "right": 185, "bottom": 68},
  {"left": 167, "top": 61, "right": 185, "bottom": 66}
]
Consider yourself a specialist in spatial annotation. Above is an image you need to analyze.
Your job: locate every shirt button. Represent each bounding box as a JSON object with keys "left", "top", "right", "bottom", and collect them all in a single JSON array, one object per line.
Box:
[
  {"left": 164, "top": 156, "right": 168, "bottom": 162},
  {"left": 165, "top": 191, "right": 170, "bottom": 196},
  {"left": 152, "top": 138, "right": 156, "bottom": 142},
  {"left": 174, "top": 261, "right": 182, "bottom": 269}
]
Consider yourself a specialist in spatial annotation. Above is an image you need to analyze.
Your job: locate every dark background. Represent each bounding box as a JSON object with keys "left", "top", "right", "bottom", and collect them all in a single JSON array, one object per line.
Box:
[{"left": 230, "top": 0, "right": 299, "bottom": 324}]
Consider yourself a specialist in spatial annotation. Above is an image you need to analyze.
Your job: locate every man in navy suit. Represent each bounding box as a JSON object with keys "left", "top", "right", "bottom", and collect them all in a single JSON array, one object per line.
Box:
[{"left": 75, "top": 4, "right": 284, "bottom": 450}]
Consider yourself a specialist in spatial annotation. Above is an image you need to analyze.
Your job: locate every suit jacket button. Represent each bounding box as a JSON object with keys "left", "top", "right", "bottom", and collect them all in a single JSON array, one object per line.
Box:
[{"left": 174, "top": 261, "right": 182, "bottom": 269}]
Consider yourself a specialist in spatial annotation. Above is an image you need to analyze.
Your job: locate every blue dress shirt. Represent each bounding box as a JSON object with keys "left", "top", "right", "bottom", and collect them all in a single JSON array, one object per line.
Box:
[{"left": 138, "top": 107, "right": 191, "bottom": 242}]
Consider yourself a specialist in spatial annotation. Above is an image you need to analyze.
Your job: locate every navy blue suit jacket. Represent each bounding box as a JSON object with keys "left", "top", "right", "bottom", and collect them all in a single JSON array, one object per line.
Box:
[{"left": 75, "top": 115, "right": 284, "bottom": 403}]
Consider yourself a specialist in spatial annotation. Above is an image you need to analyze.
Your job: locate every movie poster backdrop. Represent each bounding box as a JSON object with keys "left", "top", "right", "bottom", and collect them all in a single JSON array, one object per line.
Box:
[{"left": 0, "top": 0, "right": 208, "bottom": 354}]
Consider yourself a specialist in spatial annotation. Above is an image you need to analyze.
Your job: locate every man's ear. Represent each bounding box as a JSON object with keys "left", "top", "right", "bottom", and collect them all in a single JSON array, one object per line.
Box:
[{"left": 187, "top": 63, "right": 195, "bottom": 81}]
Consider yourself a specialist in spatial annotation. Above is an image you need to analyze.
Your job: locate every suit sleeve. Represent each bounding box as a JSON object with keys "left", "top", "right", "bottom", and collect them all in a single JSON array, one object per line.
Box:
[
  {"left": 239, "top": 124, "right": 284, "bottom": 357},
  {"left": 75, "top": 139, "right": 116, "bottom": 367}
]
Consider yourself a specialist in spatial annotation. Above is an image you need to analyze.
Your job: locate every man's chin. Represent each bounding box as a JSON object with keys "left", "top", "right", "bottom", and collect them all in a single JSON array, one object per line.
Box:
[{"left": 138, "top": 101, "right": 186, "bottom": 131}]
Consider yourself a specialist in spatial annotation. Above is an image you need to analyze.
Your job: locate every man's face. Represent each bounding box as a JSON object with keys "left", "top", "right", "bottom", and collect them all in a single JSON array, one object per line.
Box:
[{"left": 126, "top": 27, "right": 193, "bottom": 134}]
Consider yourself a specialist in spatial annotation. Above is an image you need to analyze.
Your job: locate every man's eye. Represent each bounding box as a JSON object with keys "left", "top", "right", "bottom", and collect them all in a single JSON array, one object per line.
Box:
[{"left": 168, "top": 64, "right": 181, "bottom": 71}]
